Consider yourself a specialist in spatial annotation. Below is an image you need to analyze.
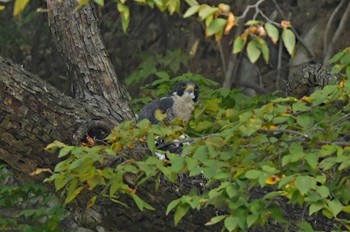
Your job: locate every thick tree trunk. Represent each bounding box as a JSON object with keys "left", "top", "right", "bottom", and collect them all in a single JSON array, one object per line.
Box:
[
  {"left": 46, "top": 0, "right": 134, "bottom": 123},
  {"left": 0, "top": 1, "right": 217, "bottom": 231}
]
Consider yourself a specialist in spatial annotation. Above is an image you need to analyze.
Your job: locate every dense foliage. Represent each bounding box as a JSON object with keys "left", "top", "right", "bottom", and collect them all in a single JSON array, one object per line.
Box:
[
  {"left": 44, "top": 48, "right": 350, "bottom": 231},
  {"left": 0, "top": 165, "right": 65, "bottom": 232}
]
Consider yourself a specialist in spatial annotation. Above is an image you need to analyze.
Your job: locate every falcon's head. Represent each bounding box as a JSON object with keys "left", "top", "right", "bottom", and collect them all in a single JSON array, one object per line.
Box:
[{"left": 171, "top": 81, "right": 199, "bottom": 103}]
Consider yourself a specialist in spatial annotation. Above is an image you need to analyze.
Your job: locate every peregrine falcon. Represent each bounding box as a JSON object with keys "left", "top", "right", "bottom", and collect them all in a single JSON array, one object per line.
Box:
[{"left": 137, "top": 81, "right": 199, "bottom": 124}]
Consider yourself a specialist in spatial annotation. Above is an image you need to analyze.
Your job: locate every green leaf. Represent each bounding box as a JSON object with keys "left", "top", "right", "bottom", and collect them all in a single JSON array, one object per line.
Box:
[
  {"left": 74, "top": 0, "right": 90, "bottom": 12},
  {"left": 296, "top": 114, "right": 314, "bottom": 129},
  {"left": 174, "top": 203, "right": 190, "bottom": 225},
  {"left": 58, "top": 146, "right": 74, "bottom": 158},
  {"left": 245, "top": 170, "right": 262, "bottom": 179},
  {"left": 239, "top": 117, "right": 263, "bottom": 136},
  {"left": 309, "top": 202, "right": 324, "bottom": 215},
  {"left": 13, "top": 0, "right": 29, "bottom": 16},
  {"left": 257, "top": 38, "right": 269, "bottom": 63},
  {"left": 185, "top": 157, "right": 198, "bottom": 170},
  {"left": 65, "top": 185, "right": 83, "bottom": 205},
  {"left": 233, "top": 36, "right": 245, "bottom": 54},
  {"left": 346, "top": 66, "right": 350, "bottom": 79},
  {"left": 281, "top": 154, "right": 292, "bottom": 166},
  {"left": 117, "top": 3, "right": 130, "bottom": 32},
  {"left": 198, "top": 4, "right": 218, "bottom": 21},
  {"left": 297, "top": 221, "right": 314, "bottom": 232},
  {"left": 282, "top": 28, "right": 296, "bottom": 56},
  {"left": 183, "top": 5, "right": 200, "bottom": 18},
  {"left": 340, "top": 53, "right": 350, "bottom": 65},
  {"left": 328, "top": 50, "right": 345, "bottom": 63},
  {"left": 245, "top": 20, "right": 261, "bottom": 25},
  {"left": 225, "top": 184, "right": 237, "bottom": 198},
  {"left": 205, "top": 136, "right": 225, "bottom": 148},
  {"left": 54, "top": 174, "right": 67, "bottom": 191},
  {"left": 246, "top": 213, "right": 259, "bottom": 228},
  {"left": 185, "top": 0, "right": 199, "bottom": 6},
  {"left": 316, "top": 186, "right": 329, "bottom": 198},
  {"left": 319, "top": 157, "right": 337, "bottom": 171},
  {"left": 168, "top": 155, "right": 185, "bottom": 173},
  {"left": 295, "top": 176, "right": 315, "bottom": 195},
  {"left": 93, "top": 0, "right": 104, "bottom": 6},
  {"left": 193, "top": 145, "right": 208, "bottom": 162},
  {"left": 247, "top": 40, "right": 261, "bottom": 63},
  {"left": 327, "top": 199, "right": 343, "bottom": 217},
  {"left": 292, "top": 102, "right": 309, "bottom": 112},
  {"left": 206, "top": 18, "right": 227, "bottom": 37},
  {"left": 305, "top": 153, "right": 318, "bottom": 170},
  {"left": 46, "top": 140, "right": 66, "bottom": 152},
  {"left": 131, "top": 193, "right": 155, "bottom": 211},
  {"left": 224, "top": 215, "right": 238, "bottom": 231},
  {"left": 265, "top": 23, "right": 279, "bottom": 44},
  {"left": 320, "top": 144, "right": 338, "bottom": 157},
  {"left": 147, "top": 135, "right": 155, "bottom": 153},
  {"left": 205, "top": 215, "right": 227, "bottom": 226},
  {"left": 166, "top": 198, "right": 181, "bottom": 215}
]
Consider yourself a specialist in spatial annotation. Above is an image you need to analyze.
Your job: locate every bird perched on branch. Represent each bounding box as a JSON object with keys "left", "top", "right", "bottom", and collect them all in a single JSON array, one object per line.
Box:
[
  {"left": 137, "top": 81, "right": 199, "bottom": 156},
  {"left": 137, "top": 81, "right": 199, "bottom": 124}
]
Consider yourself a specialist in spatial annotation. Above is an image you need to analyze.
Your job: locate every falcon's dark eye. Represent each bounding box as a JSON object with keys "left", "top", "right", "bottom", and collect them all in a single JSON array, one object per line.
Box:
[
  {"left": 182, "top": 84, "right": 187, "bottom": 88},
  {"left": 194, "top": 86, "right": 198, "bottom": 90}
]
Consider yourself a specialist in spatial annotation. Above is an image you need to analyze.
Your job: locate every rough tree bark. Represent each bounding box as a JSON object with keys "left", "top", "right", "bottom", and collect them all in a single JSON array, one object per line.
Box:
[{"left": 0, "top": 1, "right": 217, "bottom": 231}]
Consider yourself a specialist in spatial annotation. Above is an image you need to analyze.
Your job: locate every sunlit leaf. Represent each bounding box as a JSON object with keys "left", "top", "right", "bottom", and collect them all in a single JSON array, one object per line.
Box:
[
  {"left": 327, "top": 199, "right": 343, "bottom": 217},
  {"left": 224, "top": 215, "right": 238, "bottom": 231},
  {"left": 206, "top": 18, "right": 226, "bottom": 37},
  {"left": 205, "top": 215, "right": 227, "bottom": 225},
  {"left": 247, "top": 40, "right": 261, "bottom": 63},
  {"left": 295, "top": 176, "right": 315, "bottom": 195},
  {"left": 183, "top": 5, "right": 200, "bottom": 18},
  {"left": 166, "top": 198, "right": 181, "bottom": 215},
  {"left": 13, "top": 0, "right": 29, "bottom": 16},
  {"left": 265, "top": 23, "right": 279, "bottom": 44},
  {"left": 131, "top": 193, "right": 155, "bottom": 211},
  {"left": 282, "top": 28, "right": 296, "bottom": 56},
  {"left": 174, "top": 203, "right": 190, "bottom": 225},
  {"left": 198, "top": 4, "right": 217, "bottom": 21},
  {"left": 233, "top": 36, "right": 245, "bottom": 54}
]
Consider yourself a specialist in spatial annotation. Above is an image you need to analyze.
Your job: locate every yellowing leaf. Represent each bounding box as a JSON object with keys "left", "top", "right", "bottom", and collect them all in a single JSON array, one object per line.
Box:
[
  {"left": 205, "top": 215, "right": 227, "bottom": 225},
  {"left": 224, "top": 12, "right": 235, "bottom": 35},
  {"left": 266, "top": 175, "right": 281, "bottom": 185},
  {"left": 265, "top": 23, "right": 279, "bottom": 44},
  {"left": 13, "top": 0, "right": 29, "bottom": 16},
  {"left": 87, "top": 195, "right": 97, "bottom": 208},
  {"left": 282, "top": 28, "right": 296, "bottom": 56},
  {"left": 0, "top": 5, "right": 5, "bottom": 11},
  {"left": 198, "top": 4, "right": 217, "bottom": 21},
  {"left": 183, "top": 5, "right": 200, "bottom": 18}
]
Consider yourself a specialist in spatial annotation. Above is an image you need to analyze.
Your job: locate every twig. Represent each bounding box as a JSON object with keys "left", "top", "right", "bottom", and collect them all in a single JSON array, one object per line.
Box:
[
  {"left": 259, "top": 129, "right": 309, "bottom": 139},
  {"left": 218, "top": 41, "right": 227, "bottom": 74},
  {"left": 238, "top": 0, "right": 266, "bottom": 20},
  {"left": 276, "top": 35, "right": 283, "bottom": 89},
  {"left": 323, "top": 0, "right": 346, "bottom": 60},
  {"left": 272, "top": 0, "right": 315, "bottom": 60},
  {"left": 324, "top": 1, "right": 350, "bottom": 62}
]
